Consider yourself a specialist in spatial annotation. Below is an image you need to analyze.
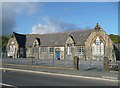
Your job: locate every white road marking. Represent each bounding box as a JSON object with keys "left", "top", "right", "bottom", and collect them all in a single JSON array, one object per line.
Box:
[
  {"left": 0, "top": 83, "right": 14, "bottom": 87},
  {"left": 102, "top": 76, "right": 118, "bottom": 80},
  {"left": 1, "top": 67, "right": 118, "bottom": 82}
]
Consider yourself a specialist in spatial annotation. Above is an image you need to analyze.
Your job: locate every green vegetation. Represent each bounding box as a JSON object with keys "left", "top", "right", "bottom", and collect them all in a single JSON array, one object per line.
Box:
[
  {"left": 0, "top": 34, "right": 12, "bottom": 51},
  {"left": 109, "top": 34, "right": 120, "bottom": 43}
]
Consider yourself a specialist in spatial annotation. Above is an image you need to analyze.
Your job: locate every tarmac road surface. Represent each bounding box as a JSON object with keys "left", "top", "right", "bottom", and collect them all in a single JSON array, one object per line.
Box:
[{"left": 2, "top": 69, "right": 118, "bottom": 86}]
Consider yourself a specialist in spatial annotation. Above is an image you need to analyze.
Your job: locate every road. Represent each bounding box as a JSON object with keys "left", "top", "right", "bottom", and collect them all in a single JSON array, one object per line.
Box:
[{"left": 1, "top": 69, "right": 118, "bottom": 87}]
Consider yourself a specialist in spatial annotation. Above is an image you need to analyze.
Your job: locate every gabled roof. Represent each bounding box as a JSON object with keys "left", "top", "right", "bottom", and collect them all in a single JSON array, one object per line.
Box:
[
  {"left": 67, "top": 30, "right": 92, "bottom": 46},
  {"left": 25, "top": 29, "right": 93, "bottom": 47},
  {"left": 13, "top": 32, "right": 26, "bottom": 47}
]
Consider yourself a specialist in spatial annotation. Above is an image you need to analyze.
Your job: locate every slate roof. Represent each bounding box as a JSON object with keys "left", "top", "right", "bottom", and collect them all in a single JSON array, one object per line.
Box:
[
  {"left": 67, "top": 30, "right": 92, "bottom": 46},
  {"left": 25, "top": 29, "right": 93, "bottom": 47},
  {"left": 13, "top": 32, "right": 26, "bottom": 47},
  {"left": 13, "top": 29, "right": 93, "bottom": 47}
]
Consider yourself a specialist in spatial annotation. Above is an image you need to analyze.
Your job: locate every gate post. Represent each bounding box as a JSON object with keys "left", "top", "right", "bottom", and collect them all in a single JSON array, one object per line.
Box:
[
  {"left": 73, "top": 56, "right": 79, "bottom": 70},
  {"left": 103, "top": 56, "right": 109, "bottom": 71}
]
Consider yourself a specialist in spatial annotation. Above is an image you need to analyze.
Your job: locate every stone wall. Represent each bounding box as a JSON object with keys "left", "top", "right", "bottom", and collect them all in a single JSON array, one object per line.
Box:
[
  {"left": 26, "top": 46, "right": 65, "bottom": 60},
  {"left": 85, "top": 29, "right": 114, "bottom": 61},
  {"left": 6, "top": 36, "right": 19, "bottom": 58}
]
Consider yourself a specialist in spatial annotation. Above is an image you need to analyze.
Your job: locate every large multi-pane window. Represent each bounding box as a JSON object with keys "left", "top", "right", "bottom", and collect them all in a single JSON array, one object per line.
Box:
[
  {"left": 96, "top": 37, "right": 100, "bottom": 45},
  {"left": 92, "top": 37, "right": 104, "bottom": 56},
  {"left": 67, "top": 44, "right": 72, "bottom": 55},
  {"left": 78, "top": 47, "right": 84, "bottom": 55},
  {"left": 101, "top": 43, "right": 104, "bottom": 55},
  {"left": 10, "top": 45, "right": 15, "bottom": 53},
  {"left": 8, "top": 45, "right": 15, "bottom": 57},
  {"left": 96, "top": 37, "right": 100, "bottom": 55}
]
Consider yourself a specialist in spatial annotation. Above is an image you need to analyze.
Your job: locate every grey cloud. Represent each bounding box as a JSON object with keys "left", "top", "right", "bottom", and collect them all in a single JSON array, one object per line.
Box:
[
  {"left": 31, "top": 16, "right": 79, "bottom": 34},
  {"left": 2, "top": 2, "right": 39, "bottom": 35}
]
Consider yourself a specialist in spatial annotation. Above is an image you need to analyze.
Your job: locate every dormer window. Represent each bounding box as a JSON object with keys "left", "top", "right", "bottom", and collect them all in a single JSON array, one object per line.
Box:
[
  {"left": 33, "top": 38, "right": 40, "bottom": 47},
  {"left": 66, "top": 35, "right": 75, "bottom": 56}
]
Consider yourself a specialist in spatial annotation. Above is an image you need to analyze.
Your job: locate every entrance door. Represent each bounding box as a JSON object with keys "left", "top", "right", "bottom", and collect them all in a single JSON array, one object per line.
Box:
[{"left": 56, "top": 51, "right": 60, "bottom": 60}]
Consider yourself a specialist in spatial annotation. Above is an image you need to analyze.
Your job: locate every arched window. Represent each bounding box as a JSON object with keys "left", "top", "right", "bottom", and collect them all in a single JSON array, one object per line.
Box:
[
  {"left": 96, "top": 37, "right": 100, "bottom": 45},
  {"left": 9, "top": 45, "right": 15, "bottom": 56},
  {"left": 67, "top": 44, "right": 72, "bottom": 55},
  {"left": 92, "top": 37, "right": 104, "bottom": 56},
  {"left": 101, "top": 43, "right": 104, "bottom": 55},
  {"left": 34, "top": 42, "right": 37, "bottom": 47},
  {"left": 33, "top": 41, "right": 39, "bottom": 53}
]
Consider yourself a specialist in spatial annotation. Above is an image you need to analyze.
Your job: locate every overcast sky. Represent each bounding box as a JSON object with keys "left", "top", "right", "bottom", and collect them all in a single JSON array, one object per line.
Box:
[{"left": 1, "top": 1, "right": 119, "bottom": 35}]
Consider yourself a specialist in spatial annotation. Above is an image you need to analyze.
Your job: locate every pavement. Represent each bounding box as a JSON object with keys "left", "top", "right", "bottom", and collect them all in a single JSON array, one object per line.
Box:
[{"left": 2, "top": 63, "right": 119, "bottom": 82}]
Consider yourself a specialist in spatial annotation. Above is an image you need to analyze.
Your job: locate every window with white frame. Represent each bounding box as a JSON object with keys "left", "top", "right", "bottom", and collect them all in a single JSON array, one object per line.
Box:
[
  {"left": 92, "top": 37, "right": 104, "bottom": 56},
  {"left": 78, "top": 47, "right": 84, "bottom": 55},
  {"left": 10, "top": 45, "right": 15, "bottom": 52},
  {"left": 9, "top": 45, "right": 15, "bottom": 56},
  {"left": 101, "top": 43, "right": 104, "bottom": 55},
  {"left": 67, "top": 44, "right": 72, "bottom": 55},
  {"left": 96, "top": 37, "right": 100, "bottom": 45},
  {"left": 33, "top": 41, "right": 38, "bottom": 47}
]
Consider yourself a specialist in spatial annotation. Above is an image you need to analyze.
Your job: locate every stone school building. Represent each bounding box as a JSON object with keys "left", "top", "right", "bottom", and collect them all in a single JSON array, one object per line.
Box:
[{"left": 6, "top": 23, "right": 115, "bottom": 62}]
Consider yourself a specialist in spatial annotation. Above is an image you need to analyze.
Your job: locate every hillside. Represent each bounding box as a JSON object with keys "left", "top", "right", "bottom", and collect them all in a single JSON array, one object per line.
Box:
[{"left": 109, "top": 34, "right": 120, "bottom": 43}]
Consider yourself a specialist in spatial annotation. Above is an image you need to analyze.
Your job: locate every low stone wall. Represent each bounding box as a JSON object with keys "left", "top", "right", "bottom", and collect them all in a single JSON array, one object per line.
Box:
[
  {"left": 2, "top": 58, "right": 74, "bottom": 68},
  {"left": 2, "top": 58, "right": 103, "bottom": 70}
]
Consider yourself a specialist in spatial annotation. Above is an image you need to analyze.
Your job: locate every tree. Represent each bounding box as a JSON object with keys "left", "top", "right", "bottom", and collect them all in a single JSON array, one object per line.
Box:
[
  {"left": 0, "top": 34, "right": 12, "bottom": 52},
  {"left": 109, "top": 34, "right": 120, "bottom": 43}
]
